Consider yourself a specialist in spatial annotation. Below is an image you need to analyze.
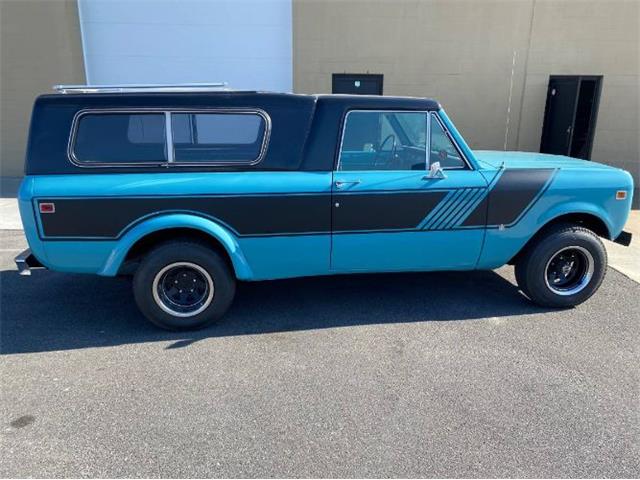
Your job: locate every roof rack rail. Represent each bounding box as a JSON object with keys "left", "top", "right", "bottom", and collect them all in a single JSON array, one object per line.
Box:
[{"left": 52, "top": 82, "right": 230, "bottom": 94}]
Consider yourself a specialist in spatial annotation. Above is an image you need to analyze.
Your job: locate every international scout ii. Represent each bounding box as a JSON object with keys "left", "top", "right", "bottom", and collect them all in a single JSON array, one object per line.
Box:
[{"left": 16, "top": 84, "right": 634, "bottom": 330}]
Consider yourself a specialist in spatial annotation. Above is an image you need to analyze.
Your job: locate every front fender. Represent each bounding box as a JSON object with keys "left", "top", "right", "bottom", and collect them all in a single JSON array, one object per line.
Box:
[
  {"left": 477, "top": 198, "right": 618, "bottom": 270},
  {"left": 98, "top": 213, "right": 253, "bottom": 279}
]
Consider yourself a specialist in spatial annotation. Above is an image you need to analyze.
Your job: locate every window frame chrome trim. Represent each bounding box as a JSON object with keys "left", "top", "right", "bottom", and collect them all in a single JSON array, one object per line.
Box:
[
  {"left": 164, "top": 112, "right": 174, "bottom": 163},
  {"left": 429, "top": 112, "right": 473, "bottom": 171},
  {"left": 166, "top": 109, "right": 271, "bottom": 167},
  {"left": 425, "top": 112, "right": 431, "bottom": 170},
  {"left": 67, "top": 107, "right": 272, "bottom": 168},
  {"left": 68, "top": 108, "right": 168, "bottom": 168}
]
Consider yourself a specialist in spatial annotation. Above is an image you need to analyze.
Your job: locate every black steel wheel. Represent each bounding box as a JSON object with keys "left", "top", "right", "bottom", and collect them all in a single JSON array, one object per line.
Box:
[
  {"left": 544, "top": 246, "right": 595, "bottom": 296},
  {"left": 515, "top": 224, "right": 606, "bottom": 308},
  {"left": 133, "top": 240, "right": 236, "bottom": 330},
  {"left": 152, "top": 262, "right": 214, "bottom": 317}
]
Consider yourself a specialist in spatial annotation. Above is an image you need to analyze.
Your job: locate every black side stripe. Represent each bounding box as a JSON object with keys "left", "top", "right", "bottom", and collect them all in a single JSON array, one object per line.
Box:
[
  {"left": 39, "top": 195, "right": 331, "bottom": 238},
  {"left": 37, "top": 169, "right": 555, "bottom": 239},
  {"left": 332, "top": 191, "right": 447, "bottom": 232},
  {"left": 38, "top": 191, "right": 448, "bottom": 239},
  {"left": 462, "top": 168, "right": 556, "bottom": 227}
]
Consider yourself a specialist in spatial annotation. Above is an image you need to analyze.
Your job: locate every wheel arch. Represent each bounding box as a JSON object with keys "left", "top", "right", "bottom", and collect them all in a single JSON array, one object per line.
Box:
[
  {"left": 509, "top": 211, "right": 610, "bottom": 265},
  {"left": 97, "top": 213, "right": 253, "bottom": 279}
]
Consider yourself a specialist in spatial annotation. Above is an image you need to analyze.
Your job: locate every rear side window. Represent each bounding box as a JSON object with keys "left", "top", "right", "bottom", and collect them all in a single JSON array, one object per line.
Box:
[
  {"left": 171, "top": 113, "right": 266, "bottom": 164},
  {"left": 72, "top": 113, "right": 167, "bottom": 164}
]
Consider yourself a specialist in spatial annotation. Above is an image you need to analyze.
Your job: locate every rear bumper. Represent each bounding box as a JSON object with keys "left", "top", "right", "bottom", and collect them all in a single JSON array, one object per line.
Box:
[
  {"left": 15, "top": 249, "right": 45, "bottom": 276},
  {"left": 613, "top": 230, "right": 632, "bottom": 247}
]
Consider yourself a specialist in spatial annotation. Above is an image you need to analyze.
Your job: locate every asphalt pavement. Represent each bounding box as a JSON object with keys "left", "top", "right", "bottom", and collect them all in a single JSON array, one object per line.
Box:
[{"left": 1, "top": 229, "right": 638, "bottom": 477}]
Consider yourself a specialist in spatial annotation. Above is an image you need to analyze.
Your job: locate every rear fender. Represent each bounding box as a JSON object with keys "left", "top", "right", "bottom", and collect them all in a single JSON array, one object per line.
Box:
[{"left": 98, "top": 213, "right": 253, "bottom": 279}]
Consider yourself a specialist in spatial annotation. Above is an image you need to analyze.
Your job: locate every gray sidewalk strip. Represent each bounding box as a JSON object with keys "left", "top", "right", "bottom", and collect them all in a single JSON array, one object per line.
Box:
[{"left": 0, "top": 199, "right": 22, "bottom": 230}]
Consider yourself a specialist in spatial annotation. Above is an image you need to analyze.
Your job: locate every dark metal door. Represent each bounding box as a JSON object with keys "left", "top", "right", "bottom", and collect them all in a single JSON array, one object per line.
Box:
[
  {"left": 332, "top": 74, "right": 383, "bottom": 95},
  {"left": 540, "top": 75, "right": 602, "bottom": 159},
  {"left": 540, "top": 77, "right": 579, "bottom": 156}
]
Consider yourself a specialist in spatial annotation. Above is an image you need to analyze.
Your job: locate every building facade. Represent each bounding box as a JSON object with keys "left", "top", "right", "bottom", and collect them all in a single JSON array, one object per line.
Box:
[
  {"left": 294, "top": 0, "right": 639, "bottom": 195},
  {"left": 1, "top": 0, "right": 638, "bottom": 203},
  {"left": 0, "top": 0, "right": 85, "bottom": 179}
]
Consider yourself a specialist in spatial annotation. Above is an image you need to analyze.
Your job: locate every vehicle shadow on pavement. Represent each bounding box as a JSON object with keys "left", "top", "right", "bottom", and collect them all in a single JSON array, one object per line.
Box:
[{"left": 0, "top": 268, "right": 552, "bottom": 354}]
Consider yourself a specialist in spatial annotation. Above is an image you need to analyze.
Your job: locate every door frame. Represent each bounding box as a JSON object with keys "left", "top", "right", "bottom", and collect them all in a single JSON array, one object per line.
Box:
[
  {"left": 540, "top": 75, "right": 603, "bottom": 159},
  {"left": 329, "top": 109, "right": 487, "bottom": 272}
]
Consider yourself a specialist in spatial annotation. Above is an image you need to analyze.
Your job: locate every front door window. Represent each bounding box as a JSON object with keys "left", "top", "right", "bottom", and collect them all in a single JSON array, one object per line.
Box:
[{"left": 338, "top": 111, "right": 427, "bottom": 171}]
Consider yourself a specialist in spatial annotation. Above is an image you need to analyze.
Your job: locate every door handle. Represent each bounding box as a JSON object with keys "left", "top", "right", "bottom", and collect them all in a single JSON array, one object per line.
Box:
[{"left": 334, "top": 179, "right": 361, "bottom": 189}]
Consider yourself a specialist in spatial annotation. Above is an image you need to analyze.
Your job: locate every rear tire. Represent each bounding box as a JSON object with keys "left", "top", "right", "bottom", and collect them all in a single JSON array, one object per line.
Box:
[
  {"left": 515, "top": 224, "right": 607, "bottom": 308},
  {"left": 133, "top": 241, "right": 236, "bottom": 330}
]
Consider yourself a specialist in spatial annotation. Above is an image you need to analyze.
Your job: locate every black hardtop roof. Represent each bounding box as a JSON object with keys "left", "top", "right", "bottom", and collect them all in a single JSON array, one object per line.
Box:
[
  {"left": 26, "top": 90, "right": 442, "bottom": 175},
  {"left": 36, "top": 90, "right": 441, "bottom": 111}
]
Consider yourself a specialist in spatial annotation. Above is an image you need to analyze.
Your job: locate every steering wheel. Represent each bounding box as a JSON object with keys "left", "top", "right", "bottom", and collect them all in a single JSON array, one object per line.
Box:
[{"left": 374, "top": 134, "right": 397, "bottom": 168}]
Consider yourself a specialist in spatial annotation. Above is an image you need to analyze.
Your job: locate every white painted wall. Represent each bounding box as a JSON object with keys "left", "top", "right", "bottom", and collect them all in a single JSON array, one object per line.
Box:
[{"left": 77, "top": 0, "right": 292, "bottom": 91}]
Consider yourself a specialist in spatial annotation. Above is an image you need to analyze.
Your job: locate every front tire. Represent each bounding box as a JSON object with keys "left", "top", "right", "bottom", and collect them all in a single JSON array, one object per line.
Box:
[
  {"left": 133, "top": 241, "right": 236, "bottom": 330},
  {"left": 515, "top": 224, "right": 607, "bottom": 308}
]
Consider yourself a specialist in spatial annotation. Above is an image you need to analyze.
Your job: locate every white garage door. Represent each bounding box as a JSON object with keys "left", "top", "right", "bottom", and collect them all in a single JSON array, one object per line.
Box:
[{"left": 77, "top": 0, "right": 292, "bottom": 92}]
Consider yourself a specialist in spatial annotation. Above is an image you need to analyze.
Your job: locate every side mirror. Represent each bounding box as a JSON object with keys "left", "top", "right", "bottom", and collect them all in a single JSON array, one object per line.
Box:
[{"left": 425, "top": 161, "right": 447, "bottom": 179}]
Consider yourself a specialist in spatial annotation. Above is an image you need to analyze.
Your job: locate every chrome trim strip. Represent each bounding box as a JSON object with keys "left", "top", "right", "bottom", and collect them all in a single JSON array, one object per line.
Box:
[
  {"left": 54, "top": 83, "right": 229, "bottom": 94},
  {"left": 67, "top": 108, "right": 272, "bottom": 168},
  {"left": 165, "top": 112, "right": 174, "bottom": 163},
  {"left": 425, "top": 112, "right": 431, "bottom": 170}
]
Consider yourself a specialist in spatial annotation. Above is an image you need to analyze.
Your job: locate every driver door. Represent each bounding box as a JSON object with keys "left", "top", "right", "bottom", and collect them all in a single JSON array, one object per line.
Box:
[{"left": 330, "top": 110, "right": 487, "bottom": 272}]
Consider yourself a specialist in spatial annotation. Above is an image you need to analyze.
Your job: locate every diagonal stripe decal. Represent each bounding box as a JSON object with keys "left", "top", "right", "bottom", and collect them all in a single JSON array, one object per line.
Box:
[
  {"left": 438, "top": 188, "right": 483, "bottom": 230},
  {"left": 417, "top": 190, "right": 457, "bottom": 229},
  {"left": 449, "top": 188, "right": 487, "bottom": 228},
  {"left": 417, "top": 168, "right": 555, "bottom": 231},
  {"left": 420, "top": 187, "right": 486, "bottom": 231},
  {"left": 461, "top": 168, "right": 556, "bottom": 227},
  {"left": 422, "top": 189, "right": 467, "bottom": 230}
]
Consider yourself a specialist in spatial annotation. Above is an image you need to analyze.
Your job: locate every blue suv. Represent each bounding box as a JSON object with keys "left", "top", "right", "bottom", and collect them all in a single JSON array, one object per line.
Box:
[{"left": 15, "top": 85, "right": 633, "bottom": 330}]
